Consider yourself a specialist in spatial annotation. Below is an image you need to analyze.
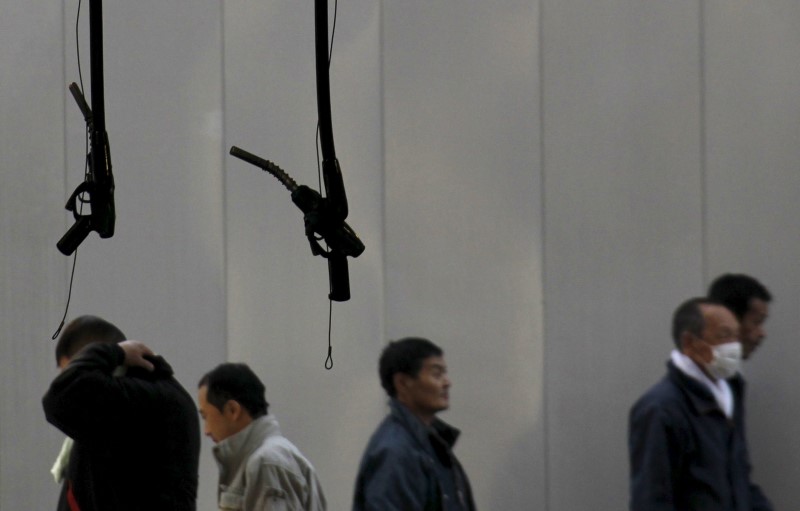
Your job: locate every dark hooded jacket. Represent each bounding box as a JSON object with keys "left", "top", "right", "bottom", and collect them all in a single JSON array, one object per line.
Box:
[{"left": 43, "top": 342, "right": 200, "bottom": 511}]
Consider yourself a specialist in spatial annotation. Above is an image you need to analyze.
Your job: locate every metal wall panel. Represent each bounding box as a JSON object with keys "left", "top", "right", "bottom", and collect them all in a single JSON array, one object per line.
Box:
[
  {"left": 0, "top": 1, "right": 67, "bottom": 508},
  {"left": 705, "top": 1, "right": 800, "bottom": 508},
  {"left": 383, "top": 2, "right": 545, "bottom": 509},
  {"left": 542, "top": 1, "right": 705, "bottom": 509}
]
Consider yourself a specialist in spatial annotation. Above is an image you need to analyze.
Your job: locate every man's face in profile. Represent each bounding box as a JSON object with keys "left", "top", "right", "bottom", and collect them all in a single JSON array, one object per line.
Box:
[
  {"left": 402, "top": 356, "right": 451, "bottom": 418},
  {"left": 682, "top": 304, "right": 740, "bottom": 371},
  {"left": 739, "top": 298, "right": 769, "bottom": 359},
  {"left": 197, "top": 385, "right": 239, "bottom": 443}
]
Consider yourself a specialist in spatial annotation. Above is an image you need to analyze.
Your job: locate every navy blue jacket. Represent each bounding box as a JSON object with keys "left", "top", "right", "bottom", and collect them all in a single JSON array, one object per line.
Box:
[
  {"left": 628, "top": 361, "right": 772, "bottom": 511},
  {"left": 352, "top": 399, "right": 476, "bottom": 511},
  {"left": 43, "top": 343, "right": 200, "bottom": 511}
]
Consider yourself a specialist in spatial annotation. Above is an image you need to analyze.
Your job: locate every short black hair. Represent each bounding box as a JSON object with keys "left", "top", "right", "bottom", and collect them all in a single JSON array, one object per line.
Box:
[
  {"left": 198, "top": 363, "right": 269, "bottom": 418},
  {"left": 708, "top": 273, "right": 772, "bottom": 320},
  {"left": 379, "top": 337, "right": 443, "bottom": 398},
  {"left": 55, "top": 315, "right": 127, "bottom": 365},
  {"left": 672, "top": 297, "right": 718, "bottom": 348}
]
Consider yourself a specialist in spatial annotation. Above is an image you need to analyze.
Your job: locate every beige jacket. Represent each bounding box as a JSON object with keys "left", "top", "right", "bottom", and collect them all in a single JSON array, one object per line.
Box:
[{"left": 213, "top": 414, "right": 326, "bottom": 511}]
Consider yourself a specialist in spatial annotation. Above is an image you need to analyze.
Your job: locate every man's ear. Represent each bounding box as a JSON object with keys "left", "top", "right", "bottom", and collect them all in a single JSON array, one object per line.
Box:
[
  {"left": 393, "top": 372, "right": 411, "bottom": 397},
  {"left": 679, "top": 331, "right": 697, "bottom": 355},
  {"left": 223, "top": 400, "right": 244, "bottom": 421}
]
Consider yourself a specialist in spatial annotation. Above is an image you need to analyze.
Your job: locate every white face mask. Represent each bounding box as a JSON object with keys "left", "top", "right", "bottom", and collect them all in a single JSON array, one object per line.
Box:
[{"left": 704, "top": 341, "right": 742, "bottom": 380}]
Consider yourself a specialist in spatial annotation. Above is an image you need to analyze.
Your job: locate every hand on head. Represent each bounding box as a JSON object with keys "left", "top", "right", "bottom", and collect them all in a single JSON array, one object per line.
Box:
[{"left": 119, "top": 340, "right": 156, "bottom": 372}]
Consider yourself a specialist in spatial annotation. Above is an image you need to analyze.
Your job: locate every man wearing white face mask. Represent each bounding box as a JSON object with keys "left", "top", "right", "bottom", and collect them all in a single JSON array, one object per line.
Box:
[{"left": 628, "top": 297, "right": 773, "bottom": 511}]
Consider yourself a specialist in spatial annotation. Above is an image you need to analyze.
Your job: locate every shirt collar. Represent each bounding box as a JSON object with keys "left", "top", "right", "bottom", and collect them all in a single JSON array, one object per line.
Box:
[
  {"left": 671, "top": 349, "right": 733, "bottom": 418},
  {"left": 51, "top": 437, "right": 74, "bottom": 484}
]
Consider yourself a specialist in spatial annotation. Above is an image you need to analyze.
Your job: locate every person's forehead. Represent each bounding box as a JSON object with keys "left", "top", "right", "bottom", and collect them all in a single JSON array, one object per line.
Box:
[
  {"left": 197, "top": 387, "right": 218, "bottom": 417},
  {"left": 197, "top": 385, "right": 210, "bottom": 404},
  {"left": 747, "top": 298, "right": 770, "bottom": 317},
  {"left": 703, "top": 304, "right": 738, "bottom": 328},
  {"left": 422, "top": 356, "right": 447, "bottom": 370}
]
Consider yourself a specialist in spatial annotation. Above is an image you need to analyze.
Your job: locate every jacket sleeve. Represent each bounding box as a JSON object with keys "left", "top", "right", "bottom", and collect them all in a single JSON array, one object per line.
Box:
[
  {"left": 42, "top": 343, "right": 160, "bottom": 445},
  {"left": 629, "top": 398, "right": 685, "bottom": 511},
  {"left": 354, "top": 443, "right": 432, "bottom": 511}
]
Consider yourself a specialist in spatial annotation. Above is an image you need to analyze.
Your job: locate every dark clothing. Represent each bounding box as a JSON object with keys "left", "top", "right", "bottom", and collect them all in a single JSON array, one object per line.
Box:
[
  {"left": 43, "top": 343, "right": 200, "bottom": 511},
  {"left": 352, "top": 399, "right": 476, "bottom": 511},
  {"left": 628, "top": 361, "right": 772, "bottom": 511},
  {"left": 729, "top": 374, "right": 773, "bottom": 511}
]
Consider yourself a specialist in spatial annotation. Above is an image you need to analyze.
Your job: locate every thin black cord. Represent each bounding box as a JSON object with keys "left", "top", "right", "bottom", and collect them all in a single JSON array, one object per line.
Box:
[
  {"left": 52, "top": 250, "right": 79, "bottom": 339},
  {"left": 319, "top": 0, "right": 338, "bottom": 369},
  {"left": 53, "top": 0, "right": 87, "bottom": 340},
  {"left": 324, "top": 299, "right": 333, "bottom": 369}
]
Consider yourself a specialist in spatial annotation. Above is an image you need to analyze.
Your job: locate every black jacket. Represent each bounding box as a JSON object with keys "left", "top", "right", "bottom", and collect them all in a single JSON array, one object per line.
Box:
[
  {"left": 628, "top": 361, "right": 772, "bottom": 511},
  {"left": 353, "top": 398, "right": 476, "bottom": 511},
  {"left": 43, "top": 343, "right": 200, "bottom": 511}
]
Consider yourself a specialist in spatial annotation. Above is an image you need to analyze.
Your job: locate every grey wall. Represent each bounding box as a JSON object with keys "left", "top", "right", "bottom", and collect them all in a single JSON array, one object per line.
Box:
[
  {"left": 1, "top": 1, "right": 798, "bottom": 510},
  {"left": 383, "top": 2, "right": 544, "bottom": 508},
  {"left": 0, "top": 2, "right": 66, "bottom": 508},
  {"left": 704, "top": 1, "right": 800, "bottom": 503},
  {"left": 543, "top": 0, "right": 705, "bottom": 508}
]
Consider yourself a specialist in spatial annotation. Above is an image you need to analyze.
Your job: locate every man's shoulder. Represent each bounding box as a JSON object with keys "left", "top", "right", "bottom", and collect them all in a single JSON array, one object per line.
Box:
[
  {"left": 642, "top": 371, "right": 682, "bottom": 397},
  {"left": 247, "top": 433, "right": 314, "bottom": 476},
  {"left": 126, "top": 368, "right": 197, "bottom": 414},
  {"left": 631, "top": 371, "right": 687, "bottom": 415},
  {"left": 362, "top": 413, "right": 424, "bottom": 461},
  {"left": 253, "top": 433, "right": 300, "bottom": 458}
]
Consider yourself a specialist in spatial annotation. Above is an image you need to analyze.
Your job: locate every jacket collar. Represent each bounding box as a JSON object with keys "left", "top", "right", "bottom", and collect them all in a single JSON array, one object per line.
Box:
[
  {"left": 667, "top": 360, "right": 727, "bottom": 416},
  {"left": 213, "top": 414, "right": 281, "bottom": 469},
  {"left": 670, "top": 350, "right": 734, "bottom": 418},
  {"left": 389, "top": 398, "right": 461, "bottom": 449}
]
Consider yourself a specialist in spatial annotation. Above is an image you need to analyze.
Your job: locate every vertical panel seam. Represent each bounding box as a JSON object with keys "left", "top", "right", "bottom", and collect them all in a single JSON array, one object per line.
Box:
[
  {"left": 220, "top": 0, "right": 229, "bottom": 357},
  {"left": 699, "top": 0, "right": 708, "bottom": 285},
  {"left": 379, "top": 0, "right": 388, "bottom": 348},
  {"left": 537, "top": 1, "right": 550, "bottom": 510}
]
